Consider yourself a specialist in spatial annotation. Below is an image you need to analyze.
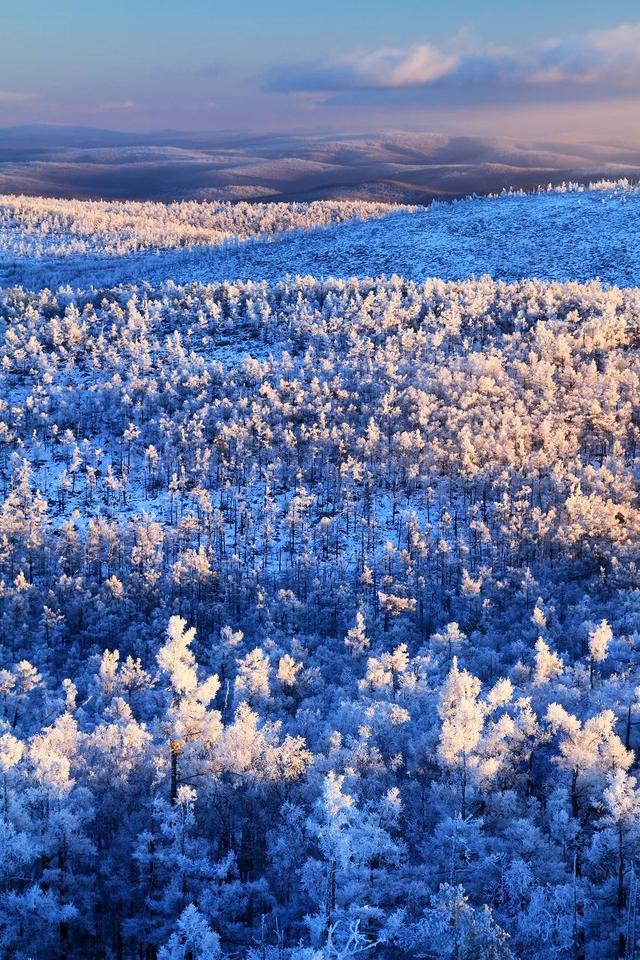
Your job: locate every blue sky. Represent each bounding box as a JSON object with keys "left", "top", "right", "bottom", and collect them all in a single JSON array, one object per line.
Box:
[{"left": 2, "top": 0, "right": 640, "bottom": 137}]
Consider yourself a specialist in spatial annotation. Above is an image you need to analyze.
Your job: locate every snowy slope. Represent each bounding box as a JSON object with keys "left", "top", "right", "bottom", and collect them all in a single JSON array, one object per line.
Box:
[{"left": 1, "top": 187, "right": 639, "bottom": 290}]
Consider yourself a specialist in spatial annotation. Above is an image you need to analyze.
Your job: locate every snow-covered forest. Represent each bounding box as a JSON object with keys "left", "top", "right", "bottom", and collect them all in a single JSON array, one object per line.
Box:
[
  {"left": 0, "top": 196, "right": 413, "bottom": 258},
  {"left": 2, "top": 194, "right": 640, "bottom": 960}
]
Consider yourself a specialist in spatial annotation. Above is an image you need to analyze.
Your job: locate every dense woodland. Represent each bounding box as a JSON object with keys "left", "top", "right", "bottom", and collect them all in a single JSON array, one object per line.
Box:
[
  {"left": 0, "top": 196, "right": 413, "bottom": 259},
  {"left": 2, "top": 264, "right": 640, "bottom": 960}
]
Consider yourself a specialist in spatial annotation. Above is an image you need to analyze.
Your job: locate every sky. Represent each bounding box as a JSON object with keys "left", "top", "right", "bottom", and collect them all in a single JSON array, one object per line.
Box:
[{"left": 1, "top": 0, "right": 640, "bottom": 140}]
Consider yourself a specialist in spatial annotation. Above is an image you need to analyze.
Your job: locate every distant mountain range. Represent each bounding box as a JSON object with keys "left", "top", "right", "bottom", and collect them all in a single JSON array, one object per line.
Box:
[{"left": 1, "top": 124, "right": 639, "bottom": 202}]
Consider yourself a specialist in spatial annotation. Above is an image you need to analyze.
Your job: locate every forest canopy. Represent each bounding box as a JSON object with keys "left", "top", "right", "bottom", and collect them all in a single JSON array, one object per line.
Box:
[{"left": 1, "top": 196, "right": 640, "bottom": 959}]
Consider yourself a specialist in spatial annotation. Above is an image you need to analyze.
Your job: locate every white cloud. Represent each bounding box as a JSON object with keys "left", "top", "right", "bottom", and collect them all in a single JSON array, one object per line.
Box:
[
  {"left": 532, "top": 22, "right": 640, "bottom": 88},
  {"left": 347, "top": 44, "right": 458, "bottom": 88},
  {"left": 267, "top": 22, "right": 640, "bottom": 103}
]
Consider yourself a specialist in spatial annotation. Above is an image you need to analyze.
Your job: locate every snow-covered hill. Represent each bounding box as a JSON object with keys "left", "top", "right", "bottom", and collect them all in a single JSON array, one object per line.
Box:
[{"left": 1, "top": 185, "right": 638, "bottom": 289}]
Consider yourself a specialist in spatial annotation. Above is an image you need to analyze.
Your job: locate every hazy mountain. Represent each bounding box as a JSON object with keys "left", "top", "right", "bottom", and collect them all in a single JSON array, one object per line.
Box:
[{"left": 1, "top": 124, "right": 639, "bottom": 202}]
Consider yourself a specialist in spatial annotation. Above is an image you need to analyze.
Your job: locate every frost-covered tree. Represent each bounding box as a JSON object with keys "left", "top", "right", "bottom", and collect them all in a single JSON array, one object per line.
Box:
[
  {"left": 156, "top": 616, "right": 222, "bottom": 803},
  {"left": 158, "top": 904, "right": 221, "bottom": 960}
]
